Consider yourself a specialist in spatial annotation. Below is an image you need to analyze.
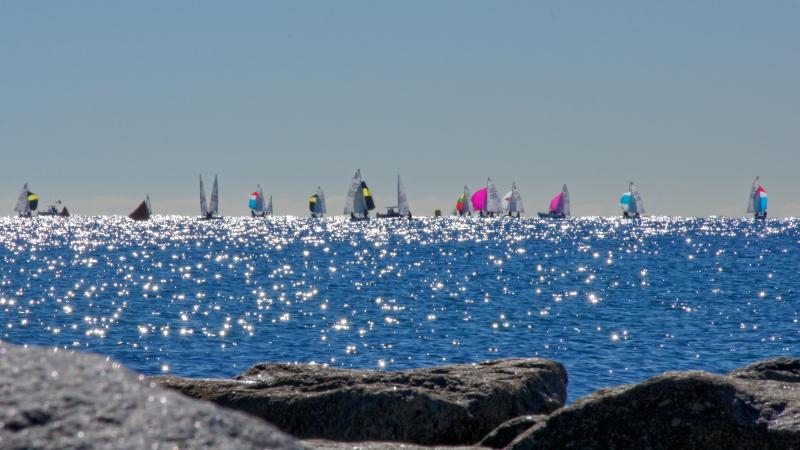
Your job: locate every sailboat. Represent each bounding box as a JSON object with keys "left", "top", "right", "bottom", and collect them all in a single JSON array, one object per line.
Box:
[
  {"left": 377, "top": 174, "right": 412, "bottom": 218},
  {"left": 747, "top": 176, "right": 768, "bottom": 221},
  {"left": 199, "top": 174, "right": 221, "bottom": 220},
  {"left": 13, "top": 183, "right": 38, "bottom": 218},
  {"left": 128, "top": 195, "right": 153, "bottom": 221},
  {"left": 343, "top": 169, "right": 375, "bottom": 220},
  {"left": 39, "top": 200, "right": 70, "bottom": 217},
  {"left": 502, "top": 182, "right": 525, "bottom": 218},
  {"left": 620, "top": 182, "right": 645, "bottom": 219},
  {"left": 265, "top": 195, "right": 273, "bottom": 216},
  {"left": 471, "top": 178, "right": 503, "bottom": 217},
  {"left": 249, "top": 185, "right": 267, "bottom": 217},
  {"left": 309, "top": 186, "right": 327, "bottom": 218},
  {"left": 455, "top": 185, "right": 473, "bottom": 216},
  {"left": 538, "top": 184, "right": 570, "bottom": 219}
]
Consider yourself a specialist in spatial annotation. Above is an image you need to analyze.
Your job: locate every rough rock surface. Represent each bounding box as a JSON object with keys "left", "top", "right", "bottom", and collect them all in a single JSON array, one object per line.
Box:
[
  {"left": 305, "top": 440, "right": 489, "bottom": 449},
  {"left": 508, "top": 357, "right": 800, "bottom": 450},
  {"left": 478, "top": 415, "right": 546, "bottom": 449},
  {"left": 0, "top": 343, "right": 306, "bottom": 450},
  {"left": 155, "top": 358, "right": 567, "bottom": 446}
]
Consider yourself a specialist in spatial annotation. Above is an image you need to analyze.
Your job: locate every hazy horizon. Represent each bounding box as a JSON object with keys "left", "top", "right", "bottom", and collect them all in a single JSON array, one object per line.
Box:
[{"left": 2, "top": 1, "right": 798, "bottom": 217}]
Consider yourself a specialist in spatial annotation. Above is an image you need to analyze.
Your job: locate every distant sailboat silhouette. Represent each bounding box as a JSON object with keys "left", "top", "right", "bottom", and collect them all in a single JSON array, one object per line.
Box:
[
  {"left": 344, "top": 169, "right": 375, "bottom": 221},
  {"left": 14, "top": 183, "right": 38, "bottom": 218},
  {"left": 620, "top": 182, "right": 645, "bottom": 219},
  {"left": 129, "top": 195, "right": 152, "bottom": 221},
  {"left": 39, "top": 200, "right": 70, "bottom": 217},
  {"left": 538, "top": 185, "right": 570, "bottom": 219},
  {"left": 747, "top": 176, "right": 768, "bottom": 221},
  {"left": 502, "top": 182, "right": 524, "bottom": 218},
  {"left": 377, "top": 174, "right": 412, "bottom": 219},
  {"left": 249, "top": 185, "right": 267, "bottom": 217},
  {"left": 199, "top": 174, "right": 221, "bottom": 220},
  {"left": 309, "top": 186, "right": 327, "bottom": 218},
  {"left": 472, "top": 178, "right": 503, "bottom": 217},
  {"left": 455, "top": 185, "right": 473, "bottom": 216}
]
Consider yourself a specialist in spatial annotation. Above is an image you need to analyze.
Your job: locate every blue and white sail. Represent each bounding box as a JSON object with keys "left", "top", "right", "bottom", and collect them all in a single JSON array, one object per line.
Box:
[
  {"left": 620, "top": 182, "right": 645, "bottom": 216},
  {"left": 747, "top": 176, "right": 768, "bottom": 217}
]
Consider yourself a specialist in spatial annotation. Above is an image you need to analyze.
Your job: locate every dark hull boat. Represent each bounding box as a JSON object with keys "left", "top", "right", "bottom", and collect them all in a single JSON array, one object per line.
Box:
[
  {"left": 39, "top": 205, "right": 70, "bottom": 217},
  {"left": 537, "top": 212, "right": 566, "bottom": 219},
  {"left": 377, "top": 175, "right": 412, "bottom": 219},
  {"left": 128, "top": 196, "right": 152, "bottom": 221}
]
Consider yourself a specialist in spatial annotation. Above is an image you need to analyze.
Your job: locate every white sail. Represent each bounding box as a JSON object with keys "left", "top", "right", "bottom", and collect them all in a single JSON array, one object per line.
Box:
[
  {"left": 253, "top": 185, "right": 266, "bottom": 213},
  {"left": 486, "top": 178, "right": 503, "bottom": 214},
  {"left": 316, "top": 186, "right": 327, "bottom": 215},
  {"left": 397, "top": 174, "right": 410, "bottom": 216},
  {"left": 511, "top": 182, "right": 524, "bottom": 213},
  {"left": 145, "top": 195, "right": 153, "bottom": 216},
  {"left": 209, "top": 175, "right": 219, "bottom": 215},
  {"left": 344, "top": 170, "right": 362, "bottom": 215},
  {"left": 747, "top": 177, "right": 760, "bottom": 214},
  {"left": 630, "top": 182, "right": 645, "bottom": 214},
  {"left": 561, "top": 184, "right": 571, "bottom": 217},
  {"left": 199, "top": 175, "right": 208, "bottom": 216},
  {"left": 266, "top": 195, "right": 273, "bottom": 216},
  {"left": 14, "top": 183, "right": 29, "bottom": 214},
  {"left": 462, "top": 185, "right": 473, "bottom": 213}
]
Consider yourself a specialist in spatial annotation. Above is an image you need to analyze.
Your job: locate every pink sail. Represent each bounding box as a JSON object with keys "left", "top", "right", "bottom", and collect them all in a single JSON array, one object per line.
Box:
[
  {"left": 471, "top": 187, "right": 488, "bottom": 211},
  {"left": 549, "top": 193, "right": 563, "bottom": 214}
]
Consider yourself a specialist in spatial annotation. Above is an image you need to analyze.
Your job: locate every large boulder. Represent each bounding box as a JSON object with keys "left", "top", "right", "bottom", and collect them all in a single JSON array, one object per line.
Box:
[
  {"left": 0, "top": 343, "right": 306, "bottom": 450},
  {"left": 155, "top": 358, "right": 567, "bottom": 446},
  {"left": 508, "top": 357, "right": 800, "bottom": 450}
]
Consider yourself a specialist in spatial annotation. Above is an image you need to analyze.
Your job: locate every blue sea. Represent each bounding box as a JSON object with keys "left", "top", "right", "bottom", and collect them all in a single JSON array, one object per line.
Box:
[{"left": 1, "top": 216, "right": 797, "bottom": 400}]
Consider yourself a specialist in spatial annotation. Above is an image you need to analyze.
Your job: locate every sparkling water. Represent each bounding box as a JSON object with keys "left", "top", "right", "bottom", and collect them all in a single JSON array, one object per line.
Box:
[{"left": 1, "top": 216, "right": 797, "bottom": 400}]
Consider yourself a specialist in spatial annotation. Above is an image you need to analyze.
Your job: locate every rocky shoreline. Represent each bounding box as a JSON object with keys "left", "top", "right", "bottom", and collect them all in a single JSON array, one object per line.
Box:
[{"left": 2, "top": 342, "right": 799, "bottom": 449}]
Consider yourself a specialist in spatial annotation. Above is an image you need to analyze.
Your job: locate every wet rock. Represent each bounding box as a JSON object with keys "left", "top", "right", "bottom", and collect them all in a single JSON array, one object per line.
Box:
[
  {"left": 508, "top": 360, "right": 800, "bottom": 450},
  {"left": 0, "top": 343, "right": 306, "bottom": 450},
  {"left": 479, "top": 415, "right": 546, "bottom": 448},
  {"left": 155, "top": 358, "right": 567, "bottom": 446},
  {"left": 305, "top": 439, "right": 489, "bottom": 449}
]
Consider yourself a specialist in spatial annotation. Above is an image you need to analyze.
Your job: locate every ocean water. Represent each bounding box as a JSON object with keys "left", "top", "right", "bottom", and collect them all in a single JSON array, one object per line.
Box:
[{"left": 1, "top": 216, "right": 797, "bottom": 401}]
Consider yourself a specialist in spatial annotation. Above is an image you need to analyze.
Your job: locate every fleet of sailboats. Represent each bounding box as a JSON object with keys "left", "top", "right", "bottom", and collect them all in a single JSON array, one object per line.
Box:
[
  {"left": 747, "top": 176, "right": 768, "bottom": 221},
  {"left": 6, "top": 175, "right": 782, "bottom": 219},
  {"left": 538, "top": 185, "right": 570, "bottom": 219}
]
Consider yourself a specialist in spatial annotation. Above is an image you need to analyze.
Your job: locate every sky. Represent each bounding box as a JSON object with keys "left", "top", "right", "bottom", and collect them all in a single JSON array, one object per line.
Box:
[{"left": 1, "top": 1, "right": 798, "bottom": 217}]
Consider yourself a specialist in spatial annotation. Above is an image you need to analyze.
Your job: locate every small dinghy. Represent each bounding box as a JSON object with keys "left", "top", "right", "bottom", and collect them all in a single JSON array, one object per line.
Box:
[
  {"left": 747, "top": 176, "right": 768, "bottom": 221},
  {"left": 344, "top": 169, "right": 375, "bottom": 221},
  {"left": 309, "top": 186, "right": 327, "bottom": 218},
  {"left": 199, "top": 174, "right": 222, "bottom": 220},
  {"left": 455, "top": 185, "right": 473, "bottom": 216},
  {"left": 128, "top": 195, "right": 153, "bottom": 221},
  {"left": 502, "top": 182, "right": 525, "bottom": 218},
  {"left": 13, "top": 183, "right": 38, "bottom": 218},
  {"left": 249, "top": 185, "right": 268, "bottom": 217},
  {"left": 538, "top": 185, "right": 570, "bottom": 219},
  {"left": 471, "top": 178, "right": 503, "bottom": 217},
  {"left": 620, "top": 182, "right": 645, "bottom": 219}
]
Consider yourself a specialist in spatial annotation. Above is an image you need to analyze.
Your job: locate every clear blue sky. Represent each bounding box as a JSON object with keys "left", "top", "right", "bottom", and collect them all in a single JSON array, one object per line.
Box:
[{"left": 1, "top": 1, "right": 798, "bottom": 216}]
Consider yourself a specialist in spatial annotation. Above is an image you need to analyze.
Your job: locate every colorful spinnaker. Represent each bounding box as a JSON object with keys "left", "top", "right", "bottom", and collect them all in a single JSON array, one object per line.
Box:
[
  {"left": 249, "top": 185, "right": 266, "bottom": 217},
  {"left": 747, "top": 176, "right": 768, "bottom": 220},
  {"left": 539, "top": 185, "right": 570, "bottom": 218},
  {"left": 456, "top": 185, "right": 473, "bottom": 215},
  {"left": 309, "top": 186, "right": 327, "bottom": 217},
  {"left": 471, "top": 178, "right": 503, "bottom": 216},
  {"left": 620, "top": 181, "right": 644, "bottom": 218}
]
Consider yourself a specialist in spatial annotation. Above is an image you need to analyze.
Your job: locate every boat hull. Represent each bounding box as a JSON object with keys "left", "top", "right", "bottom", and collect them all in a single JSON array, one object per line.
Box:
[{"left": 538, "top": 212, "right": 566, "bottom": 219}]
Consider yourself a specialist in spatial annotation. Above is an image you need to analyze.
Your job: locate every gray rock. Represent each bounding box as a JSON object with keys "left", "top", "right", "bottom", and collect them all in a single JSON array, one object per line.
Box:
[
  {"left": 0, "top": 343, "right": 306, "bottom": 450},
  {"left": 478, "top": 415, "right": 546, "bottom": 448},
  {"left": 154, "top": 358, "right": 567, "bottom": 446},
  {"left": 509, "top": 359, "right": 800, "bottom": 450}
]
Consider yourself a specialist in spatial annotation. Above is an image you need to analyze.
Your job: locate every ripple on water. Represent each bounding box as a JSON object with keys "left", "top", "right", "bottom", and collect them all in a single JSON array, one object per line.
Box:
[{"left": 0, "top": 215, "right": 798, "bottom": 400}]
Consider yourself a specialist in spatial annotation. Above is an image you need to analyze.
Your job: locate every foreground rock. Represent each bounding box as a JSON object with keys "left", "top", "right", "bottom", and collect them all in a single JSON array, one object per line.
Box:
[
  {"left": 155, "top": 358, "right": 567, "bottom": 446},
  {"left": 507, "top": 357, "right": 800, "bottom": 450},
  {"left": 305, "top": 440, "right": 489, "bottom": 449},
  {"left": 0, "top": 343, "right": 306, "bottom": 450}
]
